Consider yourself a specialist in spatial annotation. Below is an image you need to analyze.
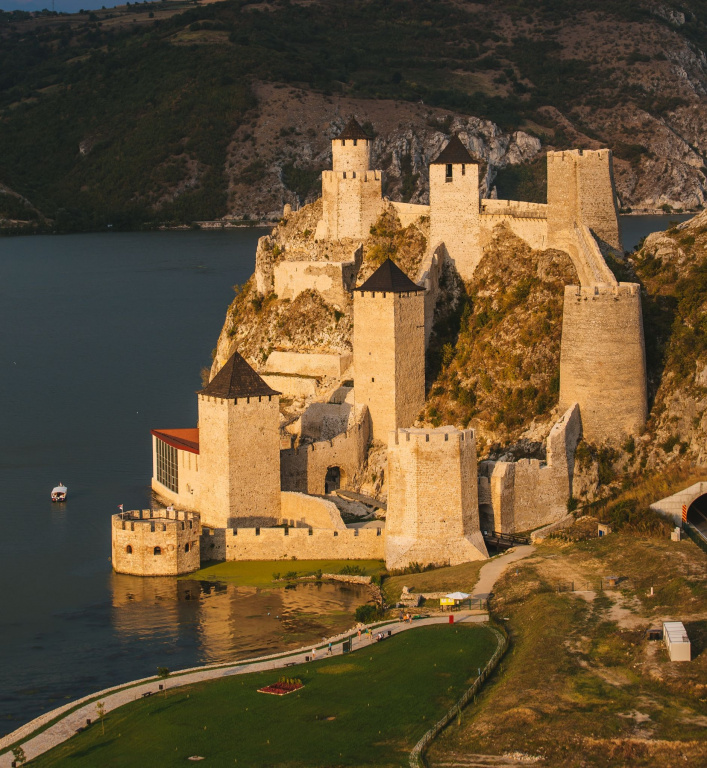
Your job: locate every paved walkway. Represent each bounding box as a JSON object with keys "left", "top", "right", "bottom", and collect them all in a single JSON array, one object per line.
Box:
[{"left": 0, "top": 545, "right": 535, "bottom": 766}]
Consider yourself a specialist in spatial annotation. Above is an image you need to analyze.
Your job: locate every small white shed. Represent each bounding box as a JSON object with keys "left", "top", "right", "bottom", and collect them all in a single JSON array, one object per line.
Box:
[{"left": 663, "top": 621, "right": 691, "bottom": 662}]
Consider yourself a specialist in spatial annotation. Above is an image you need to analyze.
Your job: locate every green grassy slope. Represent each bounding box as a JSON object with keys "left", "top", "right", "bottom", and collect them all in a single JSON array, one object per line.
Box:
[{"left": 29, "top": 624, "right": 497, "bottom": 768}]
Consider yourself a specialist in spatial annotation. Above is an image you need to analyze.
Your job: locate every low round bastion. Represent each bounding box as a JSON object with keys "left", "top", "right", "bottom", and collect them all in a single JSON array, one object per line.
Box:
[{"left": 111, "top": 508, "right": 201, "bottom": 576}]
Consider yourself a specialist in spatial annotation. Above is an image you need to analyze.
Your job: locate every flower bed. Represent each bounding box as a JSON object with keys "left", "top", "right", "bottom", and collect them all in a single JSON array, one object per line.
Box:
[{"left": 258, "top": 677, "right": 304, "bottom": 696}]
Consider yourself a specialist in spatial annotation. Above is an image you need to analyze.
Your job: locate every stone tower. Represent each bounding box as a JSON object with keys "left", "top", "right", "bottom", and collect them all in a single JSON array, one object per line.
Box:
[
  {"left": 386, "top": 426, "right": 488, "bottom": 570},
  {"left": 353, "top": 259, "right": 425, "bottom": 442},
  {"left": 316, "top": 117, "right": 383, "bottom": 241},
  {"left": 429, "top": 135, "right": 481, "bottom": 280},
  {"left": 547, "top": 149, "right": 622, "bottom": 256},
  {"left": 197, "top": 351, "right": 281, "bottom": 529}
]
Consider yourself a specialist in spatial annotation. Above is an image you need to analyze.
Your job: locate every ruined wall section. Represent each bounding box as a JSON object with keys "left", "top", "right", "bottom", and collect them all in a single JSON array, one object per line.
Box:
[
  {"left": 559, "top": 284, "right": 647, "bottom": 443},
  {"left": 416, "top": 242, "right": 445, "bottom": 347},
  {"left": 200, "top": 525, "right": 385, "bottom": 561},
  {"left": 273, "top": 259, "right": 357, "bottom": 308},
  {"left": 386, "top": 427, "right": 488, "bottom": 569},
  {"left": 112, "top": 509, "right": 201, "bottom": 576},
  {"left": 354, "top": 290, "right": 425, "bottom": 441},
  {"left": 197, "top": 394, "right": 281, "bottom": 529},
  {"left": 429, "top": 161, "right": 480, "bottom": 280},
  {"left": 280, "top": 415, "right": 369, "bottom": 495},
  {"left": 487, "top": 404, "right": 581, "bottom": 533}
]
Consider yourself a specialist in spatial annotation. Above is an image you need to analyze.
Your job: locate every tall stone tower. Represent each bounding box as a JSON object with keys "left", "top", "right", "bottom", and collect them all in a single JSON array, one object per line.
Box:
[
  {"left": 547, "top": 149, "right": 622, "bottom": 255},
  {"left": 386, "top": 426, "right": 488, "bottom": 570},
  {"left": 316, "top": 117, "right": 383, "bottom": 241},
  {"left": 353, "top": 259, "right": 425, "bottom": 442},
  {"left": 197, "top": 351, "right": 281, "bottom": 529},
  {"left": 429, "top": 135, "right": 481, "bottom": 280}
]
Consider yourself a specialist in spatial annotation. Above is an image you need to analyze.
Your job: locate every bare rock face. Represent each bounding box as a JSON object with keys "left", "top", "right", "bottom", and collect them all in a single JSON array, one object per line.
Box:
[{"left": 225, "top": 82, "right": 542, "bottom": 221}]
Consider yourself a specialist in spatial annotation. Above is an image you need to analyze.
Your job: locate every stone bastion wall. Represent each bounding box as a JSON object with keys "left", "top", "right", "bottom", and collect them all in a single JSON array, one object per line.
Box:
[
  {"left": 559, "top": 283, "right": 647, "bottom": 443},
  {"left": 112, "top": 509, "right": 201, "bottom": 576},
  {"left": 200, "top": 525, "right": 385, "bottom": 562}
]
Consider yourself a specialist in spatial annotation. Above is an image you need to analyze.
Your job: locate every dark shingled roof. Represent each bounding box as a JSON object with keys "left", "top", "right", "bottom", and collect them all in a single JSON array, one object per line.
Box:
[
  {"left": 337, "top": 117, "right": 370, "bottom": 141},
  {"left": 355, "top": 258, "right": 421, "bottom": 293},
  {"left": 430, "top": 134, "right": 473, "bottom": 165},
  {"left": 199, "top": 350, "right": 279, "bottom": 399}
]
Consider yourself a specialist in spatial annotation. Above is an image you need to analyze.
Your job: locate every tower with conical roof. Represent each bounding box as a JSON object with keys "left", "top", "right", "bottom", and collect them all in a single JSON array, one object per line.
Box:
[
  {"left": 197, "top": 350, "right": 281, "bottom": 529},
  {"left": 353, "top": 258, "right": 425, "bottom": 441},
  {"left": 316, "top": 117, "right": 383, "bottom": 241},
  {"left": 429, "top": 134, "right": 481, "bottom": 279}
]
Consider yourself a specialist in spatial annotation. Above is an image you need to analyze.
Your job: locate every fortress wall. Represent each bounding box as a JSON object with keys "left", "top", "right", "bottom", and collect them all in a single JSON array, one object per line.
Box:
[
  {"left": 280, "top": 417, "right": 369, "bottom": 495},
  {"left": 280, "top": 491, "right": 347, "bottom": 530},
  {"left": 417, "top": 242, "right": 445, "bottom": 347},
  {"left": 219, "top": 526, "right": 385, "bottom": 561},
  {"left": 429, "top": 162, "right": 481, "bottom": 280},
  {"left": 386, "top": 427, "right": 487, "bottom": 569},
  {"left": 576, "top": 149, "right": 622, "bottom": 252},
  {"left": 547, "top": 151, "right": 578, "bottom": 255},
  {"left": 300, "top": 402, "right": 355, "bottom": 441},
  {"left": 489, "top": 405, "right": 581, "bottom": 533},
  {"left": 198, "top": 394, "right": 281, "bottom": 529},
  {"left": 481, "top": 199, "right": 548, "bottom": 215},
  {"left": 321, "top": 171, "right": 383, "bottom": 241},
  {"left": 254, "top": 235, "right": 276, "bottom": 295},
  {"left": 360, "top": 172, "right": 385, "bottom": 239},
  {"left": 574, "top": 223, "right": 617, "bottom": 285},
  {"left": 390, "top": 201, "right": 429, "bottom": 227},
  {"left": 479, "top": 215, "right": 548, "bottom": 250},
  {"left": 112, "top": 509, "right": 201, "bottom": 576},
  {"left": 560, "top": 283, "right": 647, "bottom": 443},
  {"left": 264, "top": 351, "right": 352, "bottom": 378},
  {"left": 260, "top": 374, "right": 318, "bottom": 398},
  {"left": 273, "top": 260, "right": 353, "bottom": 308}
]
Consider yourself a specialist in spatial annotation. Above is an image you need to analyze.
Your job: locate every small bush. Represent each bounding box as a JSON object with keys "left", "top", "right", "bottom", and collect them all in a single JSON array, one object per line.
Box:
[{"left": 354, "top": 604, "right": 379, "bottom": 623}]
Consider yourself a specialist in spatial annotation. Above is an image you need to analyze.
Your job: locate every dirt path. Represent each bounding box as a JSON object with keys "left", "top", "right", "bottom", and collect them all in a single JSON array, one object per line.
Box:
[{"left": 472, "top": 546, "right": 536, "bottom": 600}]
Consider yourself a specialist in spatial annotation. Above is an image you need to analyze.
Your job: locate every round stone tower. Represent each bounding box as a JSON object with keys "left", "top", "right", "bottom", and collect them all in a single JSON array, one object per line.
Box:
[
  {"left": 332, "top": 116, "right": 372, "bottom": 173},
  {"left": 112, "top": 508, "right": 201, "bottom": 576}
]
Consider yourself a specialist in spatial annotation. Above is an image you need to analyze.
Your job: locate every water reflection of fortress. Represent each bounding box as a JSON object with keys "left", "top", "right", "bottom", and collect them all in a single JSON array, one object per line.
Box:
[
  {"left": 112, "top": 119, "right": 647, "bottom": 577},
  {"left": 110, "top": 573, "right": 364, "bottom": 662}
]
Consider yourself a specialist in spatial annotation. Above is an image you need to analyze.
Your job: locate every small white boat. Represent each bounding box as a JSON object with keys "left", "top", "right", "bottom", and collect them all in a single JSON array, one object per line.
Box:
[{"left": 51, "top": 483, "right": 67, "bottom": 503}]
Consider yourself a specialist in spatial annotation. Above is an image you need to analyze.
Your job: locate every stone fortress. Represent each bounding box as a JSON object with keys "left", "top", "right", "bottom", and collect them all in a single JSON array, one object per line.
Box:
[{"left": 112, "top": 118, "right": 648, "bottom": 577}]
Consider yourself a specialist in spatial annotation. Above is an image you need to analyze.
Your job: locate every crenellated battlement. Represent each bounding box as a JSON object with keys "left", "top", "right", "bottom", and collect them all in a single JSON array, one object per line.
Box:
[
  {"left": 547, "top": 148, "right": 613, "bottom": 163},
  {"left": 565, "top": 281, "right": 641, "bottom": 301},
  {"left": 113, "top": 508, "right": 200, "bottom": 531},
  {"left": 322, "top": 169, "right": 381, "bottom": 182},
  {"left": 390, "top": 426, "right": 474, "bottom": 447},
  {"left": 197, "top": 393, "right": 278, "bottom": 406}
]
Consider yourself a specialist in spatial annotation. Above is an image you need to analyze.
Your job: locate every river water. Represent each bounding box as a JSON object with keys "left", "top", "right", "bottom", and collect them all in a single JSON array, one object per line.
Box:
[{"left": 0, "top": 214, "right": 686, "bottom": 736}]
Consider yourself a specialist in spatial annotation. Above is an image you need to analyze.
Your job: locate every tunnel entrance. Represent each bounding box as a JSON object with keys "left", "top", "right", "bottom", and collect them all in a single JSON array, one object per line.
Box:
[
  {"left": 325, "top": 466, "right": 342, "bottom": 494},
  {"left": 687, "top": 494, "right": 707, "bottom": 539}
]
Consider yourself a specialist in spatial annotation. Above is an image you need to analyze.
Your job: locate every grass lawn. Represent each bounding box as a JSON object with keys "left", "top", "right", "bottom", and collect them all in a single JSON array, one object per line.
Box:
[
  {"left": 382, "top": 560, "right": 486, "bottom": 605},
  {"left": 184, "top": 559, "right": 385, "bottom": 588},
  {"left": 30, "top": 624, "right": 497, "bottom": 768}
]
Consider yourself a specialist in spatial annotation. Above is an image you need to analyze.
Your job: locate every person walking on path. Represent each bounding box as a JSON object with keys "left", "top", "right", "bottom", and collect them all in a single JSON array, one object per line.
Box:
[
  {"left": 357, "top": 628, "right": 361, "bottom": 643},
  {"left": 328, "top": 642, "right": 332, "bottom": 656}
]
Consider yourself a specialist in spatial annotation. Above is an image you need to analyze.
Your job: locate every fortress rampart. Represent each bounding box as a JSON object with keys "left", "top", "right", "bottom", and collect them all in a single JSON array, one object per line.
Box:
[
  {"left": 112, "top": 509, "right": 201, "bottom": 576},
  {"left": 281, "top": 415, "right": 369, "bottom": 495},
  {"left": 484, "top": 404, "right": 581, "bottom": 533},
  {"left": 200, "top": 524, "right": 385, "bottom": 562},
  {"left": 273, "top": 258, "right": 357, "bottom": 308},
  {"left": 280, "top": 491, "right": 347, "bottom": 530},
  {"left": 559, "top": 283, "right": 647, "bottom": 443},
  {"left": 386, "top": 426, "right": 487, "bottom": 569},
  {"left": 319, "top": 169, "right": 383, "bottom": 241}
]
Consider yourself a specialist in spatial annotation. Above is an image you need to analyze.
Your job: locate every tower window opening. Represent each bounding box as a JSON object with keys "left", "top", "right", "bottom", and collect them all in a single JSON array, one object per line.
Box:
[
  {"left": 462, "top": 164, "right": 466, "bottom": 175},
  {"left": 126, "top": 545, "right": 133, "bottom": 554},
  {"left": 445, "top": 163, "right": 453, "bottom": 181},
  {"left": 154, "top": 546, "right": 162, "bottom": 556},
  {"left": 185, "top": 543, "right": 190, "bottom": 553},
  {"left": 353, "top": 139, "right": 358, "bottom": 146}
]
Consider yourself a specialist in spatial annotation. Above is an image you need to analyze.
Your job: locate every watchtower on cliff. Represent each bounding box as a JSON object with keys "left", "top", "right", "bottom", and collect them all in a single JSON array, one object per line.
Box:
[
  {"left": 197, "top": 351, "right": 281, "bottom": 529},
  {"left": 386, "top": 426, "right": 488, "bottom": 570},
  {"left": 429, "top": 135, "right": 481, "bottom": 280},
  {"left": 547, "top": 149, "right": 622, "bottom": 255},
  {"left": 316, "top": 117, "right": 383, "bottom": 241},
  {"left": 353, "top": 259, "right": 425, "bottom": 442}
]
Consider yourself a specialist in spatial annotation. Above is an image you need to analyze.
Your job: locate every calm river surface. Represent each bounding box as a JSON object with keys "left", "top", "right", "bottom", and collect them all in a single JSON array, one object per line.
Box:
[
  {"left": 0, "top": 229, "right": 368, "bottom": 737},
  {"left": 0, "top": 214, "right": 685, "bottom": 735}
]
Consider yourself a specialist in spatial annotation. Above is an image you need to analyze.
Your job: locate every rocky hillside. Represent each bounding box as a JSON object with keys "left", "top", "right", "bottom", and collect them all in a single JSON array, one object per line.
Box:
[
  {"left": 421, "top": 227, "right": 577, "bottom": 454},
  {"left": 3, "top": 0, "right": 707, "bottom": 230}
]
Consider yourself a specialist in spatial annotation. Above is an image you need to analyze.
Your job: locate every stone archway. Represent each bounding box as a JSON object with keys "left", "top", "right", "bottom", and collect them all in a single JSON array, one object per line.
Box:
[{"left": 687, "top": 494, "right": 707, "bottom": 538}]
